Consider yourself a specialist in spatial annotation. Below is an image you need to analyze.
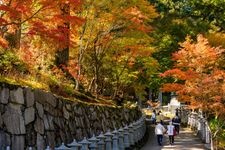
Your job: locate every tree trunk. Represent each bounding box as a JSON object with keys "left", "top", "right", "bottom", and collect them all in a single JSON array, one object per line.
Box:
[
  {"left": 55, "top": 47, "right": 69, "bottom": 67},
  {"left": 148, "top": 88, "right": 153, "bottom": 100},
  {"left": 88, "top": 77, "right": 95, "bottom": 92},
  {"left": 5, "top": 29, "right": 21, "bottom": 49},
  {"left": 94, "top": 64, "right": 99, "bottom": 99},
  {"left": 75, "top": 78, "right": 80, "bottom": 90},
  {"left": 5, "top": 14, "right": 21, "bottom": 49}
]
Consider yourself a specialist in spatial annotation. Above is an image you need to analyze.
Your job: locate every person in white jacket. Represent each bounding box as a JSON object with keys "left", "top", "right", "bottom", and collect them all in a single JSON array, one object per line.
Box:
[
  {"left": 155, "top": 121, "right": 166, "bottom": 146},
  {"left": 167, "top": 121, "right": 175, "bottom": 144}
]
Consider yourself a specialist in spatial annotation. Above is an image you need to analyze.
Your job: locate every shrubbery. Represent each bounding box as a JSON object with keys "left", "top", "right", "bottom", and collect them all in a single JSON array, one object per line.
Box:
[{"left": 0, "top": 50, "right": 28, "bottom": 74}]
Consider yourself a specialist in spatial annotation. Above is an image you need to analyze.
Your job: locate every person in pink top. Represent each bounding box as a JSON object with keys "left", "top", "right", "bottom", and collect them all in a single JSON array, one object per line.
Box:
[{"left": 167, "top": 121, "right": 175, "bottom": 145}]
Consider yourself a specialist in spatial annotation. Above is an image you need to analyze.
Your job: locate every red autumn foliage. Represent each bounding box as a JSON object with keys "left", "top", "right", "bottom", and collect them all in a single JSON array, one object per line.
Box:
[
  {"left": 0, "top": 0, "right": 83, "bottom": 49},
  {"left": 0, "top": 37, "right": 8, "bottom": 48},
  {"left": 62, "top": 60, "right": 80, "bottom": 80},
  {"left": 161, "top": 34, "right": 225, "bottom": 116}
]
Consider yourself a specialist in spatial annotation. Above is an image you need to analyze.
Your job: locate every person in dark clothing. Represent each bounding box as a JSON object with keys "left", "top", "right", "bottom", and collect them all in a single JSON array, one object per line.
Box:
[
  {"left": 172, "top": 115, "right": 181, "bottom": 134},
  {"left": 151, "top": 109, "right": 156, "bottom": 124},
  {"left": 175, "top": 108, "right": 180, "bottom": 116}
]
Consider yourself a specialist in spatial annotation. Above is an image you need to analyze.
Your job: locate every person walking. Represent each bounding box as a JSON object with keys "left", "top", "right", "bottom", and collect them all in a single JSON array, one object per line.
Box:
[
  {"left": 151, "top": 109, "right": 156, "bottom": 124},
  {"left": 156, "top": 110, "right": 164, "bottom": 124},
  {"left": 172, "top": 115, "right": 181, "bottom": 134},
  {"left": 167, "top": 121, "right": 175, "bottom": 145},
  {"left": 155, "top": 121, "right": 166, "bottom": 146}
]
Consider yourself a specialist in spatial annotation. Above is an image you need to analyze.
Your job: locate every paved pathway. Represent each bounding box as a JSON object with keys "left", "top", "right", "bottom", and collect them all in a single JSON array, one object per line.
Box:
[{"left": 141, "top": 125, "right": 207, "bottom": 150}]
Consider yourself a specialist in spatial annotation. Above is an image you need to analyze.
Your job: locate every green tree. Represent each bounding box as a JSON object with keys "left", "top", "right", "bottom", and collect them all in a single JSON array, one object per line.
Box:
[
  {"left": 72, "top": 0, "right": 159, "bottom": 99},
  {"left": 147, "top": 0, "right": 225, "bottom": 99}
]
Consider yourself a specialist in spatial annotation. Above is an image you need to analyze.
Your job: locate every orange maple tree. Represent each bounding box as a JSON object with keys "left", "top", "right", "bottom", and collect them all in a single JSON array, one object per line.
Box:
[
  {"left": 0, "top": 0, "right": 80, "bottom": 45},
  {"left": 0, "top": 0, "right": 83, "bottom": 68},
  {"left": 161, "top": 34, "right": 225, "bottom": 117}
]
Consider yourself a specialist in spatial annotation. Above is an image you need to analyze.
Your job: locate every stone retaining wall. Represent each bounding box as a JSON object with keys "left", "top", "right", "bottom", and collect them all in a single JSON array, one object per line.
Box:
[{"left": 0, "top": 83, "right": 141, "bottom": 149}]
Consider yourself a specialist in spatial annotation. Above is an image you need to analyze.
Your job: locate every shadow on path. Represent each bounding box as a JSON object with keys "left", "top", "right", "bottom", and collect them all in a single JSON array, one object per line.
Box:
[{"left": 141, "top": 125, "right": 206, "bottom": 150}]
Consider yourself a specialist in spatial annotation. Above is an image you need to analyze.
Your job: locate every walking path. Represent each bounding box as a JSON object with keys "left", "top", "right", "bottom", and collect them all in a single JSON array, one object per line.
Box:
[{"left": 141, "top": 125, "right": 206, "bottom": 150}]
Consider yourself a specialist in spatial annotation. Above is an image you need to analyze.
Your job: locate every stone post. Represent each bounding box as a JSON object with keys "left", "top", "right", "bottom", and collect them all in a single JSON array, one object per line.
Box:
[
  {"left": 88, "top": 134, "right": 99, "bottom": 150},
  {"left": 79, "top": 137, "right": 91, "bottom": 150},
  {"left": 89, "top": 143, "right": 97, "bottom": 150},
  {"left": 104, "top": 130, "right": 113, "bottom": 150},
  {"left": 139, "top": 120, "right": 143, "bottom": 141},
  {"left": 205, "top": 122, "right": 210, "bottom": 144},
  {"left": 97, "top": 132, "right": 106, "bottom": 150},
  {"left": 142, "top": 117, "right": 146, "bottom": 139},
  {"left": 202, "top": 118, "right": 206, "bottom": 142},
  {"left": 128, "top": 124, "right": 134, "bottom": 146},
  {"left": 138, "top": 119, "right": 143, "bottom": 140},
  {"left": 112, "top": 129, "right": 119, "bottom": 150},
  {"left": 135, "top": 121, "right": 140, "bottom": 142},
  {"left": 118, "top": 127, "right": 125, "bottom": 150},
  {"left": 199, "top": 116, "right": 204, "bottom": 140},
  {"left": 68, "top": 139, "right": 82, "bottom": 150},
  {"left": 123, "top": 125, "right": 130, "bottom": 148},
  {"left": 55, "top": 143, "right": 71, "bottom": 150},
  {"left": 132, "top": 122, "right": 138, "bottom": 144},
  {"left": 112, "top": 129, "right": 119, "bottom": 137}
]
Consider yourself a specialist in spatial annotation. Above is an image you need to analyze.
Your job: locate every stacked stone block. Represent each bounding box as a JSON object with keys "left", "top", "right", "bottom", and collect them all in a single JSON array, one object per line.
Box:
[{"left": 0, "top": 83, "right": 141, "bottom": 149}]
